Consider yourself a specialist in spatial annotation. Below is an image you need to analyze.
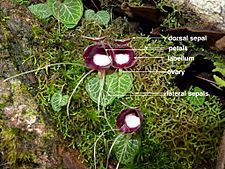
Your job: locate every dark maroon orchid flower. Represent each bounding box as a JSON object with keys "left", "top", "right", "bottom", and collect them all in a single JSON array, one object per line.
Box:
[
  {"left": 83, "top": 36, "right": 115, "bottom": 71},
  {"left": 112, "top": 39, "right": 136, "bottom": 69},
  {"left": 116, "top": 108, "right": 143, "bottom": 133}
]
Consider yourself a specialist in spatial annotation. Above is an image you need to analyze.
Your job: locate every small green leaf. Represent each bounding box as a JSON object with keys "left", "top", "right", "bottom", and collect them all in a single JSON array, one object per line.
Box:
[
  {"left": 186, "top": 87, "right": 205, "bottom": 106},
  {"left": 95, "top": 10, "right": 110, "bottom": 26},
  {"left": 84, "top": 9, "right": 96, "bottom": 20},
  {"left": 51, "top": 92, "right": 63, "bottom": 112},
  {"left": 113, "top": 134, "right": 141, "bottom": 165},
  {"left": 48, "top": 0, "right": 83, "bottom": 28},
  {"left": 213, "top": 75, "right": 225, "bottom": 87},
  {"left": 61, "top": 95, "right": 69, "bottom": 106},
  {"left": 84, "top": 9, "right": 110, "bottom": 26},
  {"left": 28, "top": 3, "right": 52, "bottom": 19},
  {"left": 213, "top": 62, "right": 225, "bottom": 76},
  {"left": 51, "top": 92, "right": 69, "bottom": 112},
  {"left": 105, "top": 72, "right": 133, "bottom": 98},
  {"left": 85, "top": 75, "right": 116, "bottom": 106}
]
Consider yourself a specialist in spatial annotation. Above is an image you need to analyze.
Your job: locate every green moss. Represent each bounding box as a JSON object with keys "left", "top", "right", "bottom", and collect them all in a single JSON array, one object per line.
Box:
[
  {"left": 0, "top": 127, "right": 37, "bottom": 167},
  {"left": 32, "top": 25, "right": 44, "bottom": 39},
  {"left": 10, "top": 0, "right": 30, "bottom": 6},
  {"left": 139, "top": 95, "right": 224, "bottom": 169}
]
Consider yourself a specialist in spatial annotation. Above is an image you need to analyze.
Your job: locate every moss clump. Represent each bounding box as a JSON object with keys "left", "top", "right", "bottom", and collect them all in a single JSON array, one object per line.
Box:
[{"left": 0, "top": 127, "right": 37, "bottom": 167}]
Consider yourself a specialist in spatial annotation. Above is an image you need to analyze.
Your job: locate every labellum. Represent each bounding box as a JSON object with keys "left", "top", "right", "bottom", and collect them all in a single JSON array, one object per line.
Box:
[
  {"left": 112, "top": 39, "right": 136, "bottom": 69},
  {"left": 83, "top": 36, "right": 115, "bottom": 71},
  {"left": 116, "top": 108, "right": 143, "bottom": 133}
]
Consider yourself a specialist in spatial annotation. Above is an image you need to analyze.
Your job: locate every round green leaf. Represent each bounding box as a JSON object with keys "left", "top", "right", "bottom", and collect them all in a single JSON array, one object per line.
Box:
[
  {"left": 105, "top": 72, "right": 133, "bottom": 98},
  {"left": 48, "top": 0, "right": 83, "bottom": 28},
  {"left": 28, "top": 3, "right": 52, "bottom": 19},
  {"left": 51, "top": 92, "right": 69, "bottom": 112},
  {"left": 213, "top": 75, "right": 225, "bottom": 88},
  {"left": 84, "top": 9, "right": 110, "bottom": 26},
  {"left": 51, "top": 92, "right": 63, "bottom": 112},
  {"left": 61, "top": 95, "right": 69, "bottom": 106},
  {"left": 213, "top": 62, "right": 225, "bottom": 76},
  {"left": 85, "top": 75, "right": 116, "bottom": 106},
  {"left": 113, "top": 134, "right": 141, "bottom": 165},
  {"left": 95, "top": 10, "right": 110, "bottom": 26},
  {"left": 84, "top": 9, "right": 96, "bottom": 20},
  {"left": 186, "top": 87, "right": 205, "bottom": 106}
]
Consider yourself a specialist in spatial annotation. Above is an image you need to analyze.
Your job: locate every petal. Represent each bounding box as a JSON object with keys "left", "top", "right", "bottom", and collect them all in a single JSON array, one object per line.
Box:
[
  {"left": 83, "top": 44, "right": 115, "bottom": 70},
  {"left": 112, "top": 47, "right": 136, "bottom": 69},
  {"left": 114, "top": 39, "right": 132, "bottom": 47},
  {"left": 82, "top": 36, "right": 106, "bottom": 43}
]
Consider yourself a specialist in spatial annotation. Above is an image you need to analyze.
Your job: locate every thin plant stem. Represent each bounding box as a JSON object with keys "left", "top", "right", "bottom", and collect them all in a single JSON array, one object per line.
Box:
[
  {"left": 106, "top": 133, "right": 123, "bottom": 169},
  {"left": 67, "top": 69, "right": 94, "bottom": 116},
  {"left": 119, "top": 100, "right": 135, "bottom": 108},
  {"left": 195, "top": 75, "right": 223, "bottom": 91},
  {"left": 4, "top": 63, "right": 84, "bottom": 82},
  {"left": 94, "top": 128, "right": 118, "bottom": 169},
  {"left": 195, "top": 75, "right": 217, "bottom": 85},
  {"left": 101, "top": 78, "right": 115, "bottom": 132},
  {"left": 116, "top": 135, "right": 128, "bottom": 169},
  {"left": 98, "top": 71, "right": 106, "bottom": 112},
  {"left": 57, "top": 0, "right": 61, "bottom": 34},
  {"left": 0, "top": 162, "right": 11, "bottom": 167},
  {"left": 103, "top": 107, "right": 115, "bottom": 133},
  {"left": 91, "top": 0, "right": 99, "bottom": 11}
]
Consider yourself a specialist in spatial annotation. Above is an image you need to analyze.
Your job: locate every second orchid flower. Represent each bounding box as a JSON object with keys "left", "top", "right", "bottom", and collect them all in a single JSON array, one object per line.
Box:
[{"left": 83, "top": 36, "right": 136, "bottom": 71}]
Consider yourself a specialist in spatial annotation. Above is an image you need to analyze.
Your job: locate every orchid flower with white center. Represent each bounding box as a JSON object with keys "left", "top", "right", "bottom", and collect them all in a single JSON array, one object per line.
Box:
[
  {"left": 116, "top": 108, "right": 143, "bottom": 133},
  {"left": 112, "top": 39, "right": 136, "bottom": 69},
  {"left": 82, "top": 36, "right": 114, "bottom": 71}
]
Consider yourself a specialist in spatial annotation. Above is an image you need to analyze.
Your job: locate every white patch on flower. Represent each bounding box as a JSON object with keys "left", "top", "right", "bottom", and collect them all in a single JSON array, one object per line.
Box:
[
  {"left": 115, "top": 54, "right": 130, "bottom": 64},
  {"left": 125, "top": 114, "right": 140, "bottom": 128},
  {"left": 93, "top": 54, "right": 111, "bottom": 66}
]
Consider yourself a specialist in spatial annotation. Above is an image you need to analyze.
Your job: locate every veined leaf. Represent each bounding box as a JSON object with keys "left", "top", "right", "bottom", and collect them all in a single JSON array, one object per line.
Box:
[
  {"left": 213, "top": 75, "right": 225, "bottom": 87},
  {"left": 105, "top": 72, "right": 133, "bottom": 98},
  {"left": 84, "top": 9, "right": 110, "bottom": 26},
  {"left": 113, "top": 134, "right": 141, "bottom": 165},
  {"left": 61, "top": 95, "right": 69, "bottom": 106},
  {"left": 85, "top": 75, "right": 116, "bottom": 106},
  {"left": 186, "top": 86, "right": 205, "bottom": 106},
  {"left": 213, "top": 62, "right": 225, "bottom": 76},
  {"left": 51, "top": 92, "right": 69, "bottom": 112},
  {"left": 48, "top": 0, "right": 83, "bottom": 28},
  {"left": 84, "top": 9, "right": 96, "bottom": 20},
  {"left": 28, "top": 3, "right": 52, "bottom": 19},
  {"left": 95, "top": 10, "right": 110, "bottom": 26}
]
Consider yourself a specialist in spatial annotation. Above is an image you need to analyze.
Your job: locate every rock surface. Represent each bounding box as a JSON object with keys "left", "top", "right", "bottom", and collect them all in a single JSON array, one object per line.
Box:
[
  {"left": 0, "top": 1, "right": 88, "bottom": 168},
  {"left": 168, "top": 0, "right": 225, "bottom": 31}
]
